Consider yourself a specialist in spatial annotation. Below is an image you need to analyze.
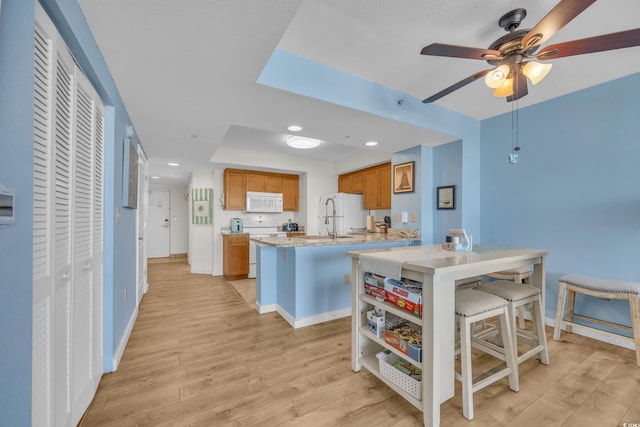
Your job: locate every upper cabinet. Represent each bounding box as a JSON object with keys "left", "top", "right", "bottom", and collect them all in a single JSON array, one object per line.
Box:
[
  {"left": 224, "top": 168, "right": 299, "bottom": 211},
  {"left": 224, "top": 169, "right": 246, "bottom": 210},
  {"left": 338, "top": 170, "right": 364, "bottom": 194},
  {"left": 340, "top": 163, "right": 391, "bottom": 210}
]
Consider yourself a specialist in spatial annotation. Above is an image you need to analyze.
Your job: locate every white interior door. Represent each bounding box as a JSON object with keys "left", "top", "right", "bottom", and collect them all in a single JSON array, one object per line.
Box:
[{"left": 147, "top": 189, "right": 171, "bottom": 258}]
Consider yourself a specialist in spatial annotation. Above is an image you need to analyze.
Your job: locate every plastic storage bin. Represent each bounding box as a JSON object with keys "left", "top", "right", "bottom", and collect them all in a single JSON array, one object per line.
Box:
[{"left": 376, "top": 350, "right": 422, "bottom": 400}]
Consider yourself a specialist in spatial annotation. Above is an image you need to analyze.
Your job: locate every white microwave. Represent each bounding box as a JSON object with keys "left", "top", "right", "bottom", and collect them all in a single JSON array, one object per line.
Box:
[{"left": 246, "top": 191, "right": 283, "bottom": 213}]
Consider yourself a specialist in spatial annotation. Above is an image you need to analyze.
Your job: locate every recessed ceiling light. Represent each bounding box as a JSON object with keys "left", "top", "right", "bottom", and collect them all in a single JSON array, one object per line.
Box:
[
  {"left": 286, "top": 135, "right": 321, "bottom": 149},
  {"left": 168, "top": 162, "right": 179, "bottom": 166},
  {"left": 151, "top": 176, "right": 160, "bottom": 179},
  {"left": 287, "top": 125, "right": 302, "bottom": 132},
  {"left": 364, "top": 141, "right": 378, "bottom": 147}
]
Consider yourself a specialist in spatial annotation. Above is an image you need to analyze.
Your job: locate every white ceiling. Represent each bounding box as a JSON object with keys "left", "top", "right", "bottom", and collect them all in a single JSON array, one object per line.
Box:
[{"left": 77, "top": 0, "right": 640, "bottom": 185}]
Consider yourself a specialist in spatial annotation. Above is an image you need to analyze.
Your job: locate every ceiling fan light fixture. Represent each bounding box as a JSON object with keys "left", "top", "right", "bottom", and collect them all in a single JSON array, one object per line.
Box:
[
  {"left": 522, "top": 61, "right": 553, "bottom": 85},
  {"left": 484, "top": 64, "right": 510, "bottom": 89},
  {"left": 286, "top": 135, "right": 321, "bottom": 149},
  {"left": 493, "top": 77, "right": 514, "bottom": 97}
]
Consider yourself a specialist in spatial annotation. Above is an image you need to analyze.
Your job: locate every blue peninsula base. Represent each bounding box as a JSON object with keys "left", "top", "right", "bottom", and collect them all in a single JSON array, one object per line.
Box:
[{"left": 256, "top": 241, "right": 411, "bottom": 328}]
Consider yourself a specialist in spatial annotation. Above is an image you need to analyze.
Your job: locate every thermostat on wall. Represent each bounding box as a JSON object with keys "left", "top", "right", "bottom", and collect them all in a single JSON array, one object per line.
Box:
[{"left": 0, "top": 185, "right": 16, "bottom": 226}]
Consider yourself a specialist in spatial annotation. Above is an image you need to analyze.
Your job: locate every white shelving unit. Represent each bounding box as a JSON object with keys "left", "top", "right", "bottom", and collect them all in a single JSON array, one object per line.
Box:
[{"left": 347, "top": 245, "right": 550, "bottom": 427}]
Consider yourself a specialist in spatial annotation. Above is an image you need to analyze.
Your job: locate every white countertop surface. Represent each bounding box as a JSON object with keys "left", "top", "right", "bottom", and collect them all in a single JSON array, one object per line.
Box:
[{"left": 251, "top": 232, "right": 419, "bottom": 247}]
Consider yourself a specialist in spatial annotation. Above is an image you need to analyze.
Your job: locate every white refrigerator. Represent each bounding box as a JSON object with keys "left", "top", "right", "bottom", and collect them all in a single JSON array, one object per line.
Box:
[{"left": 318, "top": 192, "right": 366, "bottom": 236}]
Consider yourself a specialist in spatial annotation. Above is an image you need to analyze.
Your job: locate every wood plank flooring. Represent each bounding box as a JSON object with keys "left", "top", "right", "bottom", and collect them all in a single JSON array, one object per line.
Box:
[{"left": 80, "top": 260, "right": 640, "bottom": 426}]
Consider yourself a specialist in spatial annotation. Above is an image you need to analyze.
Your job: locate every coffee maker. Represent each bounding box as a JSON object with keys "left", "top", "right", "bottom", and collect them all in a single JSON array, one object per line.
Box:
[{"left": 230, "top": 218, "right": 243, "bottom": 233}]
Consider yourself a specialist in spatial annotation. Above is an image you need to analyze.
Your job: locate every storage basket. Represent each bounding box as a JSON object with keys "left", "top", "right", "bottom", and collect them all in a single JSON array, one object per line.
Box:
[{"left": 376, "top": 351, "right": 422, "bottom": 399}]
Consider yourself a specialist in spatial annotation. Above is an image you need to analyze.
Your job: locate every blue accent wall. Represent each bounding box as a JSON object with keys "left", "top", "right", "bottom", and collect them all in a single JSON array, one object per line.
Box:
[
  {"left": 0, "top": 1, "right": 36, "bottom": 425},
  {"left": 0, "top": 1, "right": 141, "bottom": 421},
  {"left": 481, "top": 73, "right": 640, "bottom": 323}
]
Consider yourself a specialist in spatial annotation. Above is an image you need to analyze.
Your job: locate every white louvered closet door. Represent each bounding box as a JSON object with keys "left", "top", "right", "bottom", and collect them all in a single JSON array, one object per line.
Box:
[
  {"left": 70, "top": 69, "right": 104, "bottom": 421},
  {"left": 32, "top": 3, "right": 104, "bottom": 427}
]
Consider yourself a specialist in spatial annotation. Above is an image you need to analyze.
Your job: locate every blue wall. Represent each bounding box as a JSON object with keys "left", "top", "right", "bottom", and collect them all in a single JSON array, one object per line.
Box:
[
  {"left": 0, "top": 2, "right": 36, "bottom": 425},
  {"left": 0, "top": 1, "right": 141, "bottom": 422},
  {"left": 481, "top": 73, "right": 640, "bottom": 324}
]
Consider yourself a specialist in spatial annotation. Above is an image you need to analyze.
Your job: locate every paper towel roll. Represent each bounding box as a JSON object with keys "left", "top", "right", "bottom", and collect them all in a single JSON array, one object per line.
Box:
[{"left": 366, "top": 215, "right": 375, "bottom": 231}]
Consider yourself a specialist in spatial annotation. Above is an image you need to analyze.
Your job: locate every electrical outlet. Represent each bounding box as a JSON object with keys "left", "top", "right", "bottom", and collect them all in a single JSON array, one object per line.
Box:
[
  {"left": 394, "top": 213, "right": 400, "bottom": 222},
  {"left": 116, "top": 208, "right": 121, "bottom": 224},
  {"left": 124, "top": 287, "right": 128, "bottom": 300},
  {"left": 410, "top": 212, "right": 417, "bottom": 222},
  {"left": 344, "top": 274, "right": 351, "bottom": 285}
]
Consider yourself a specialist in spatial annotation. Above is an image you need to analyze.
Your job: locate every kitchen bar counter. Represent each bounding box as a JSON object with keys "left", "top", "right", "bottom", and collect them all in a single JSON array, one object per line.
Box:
[
  {"left": 254, "top": 234, "right": 418, "bottom": 328},
  {"left": 251, "top": 231, "right": 419, "bottom": 247}
]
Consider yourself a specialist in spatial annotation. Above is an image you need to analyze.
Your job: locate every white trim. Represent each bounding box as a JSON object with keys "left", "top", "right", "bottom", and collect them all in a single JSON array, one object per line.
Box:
[
  {"left": 190, "top": 268, "right": 213, "bottom": 275},
  {"left": 276, "top": 306, "right": 352, "bottom": 329},
  {"left": 111, "top": 306, "right": 138, "bottom": 372},
  {"left": 257, "top": 303, "right": 277, "bottom": 314}
]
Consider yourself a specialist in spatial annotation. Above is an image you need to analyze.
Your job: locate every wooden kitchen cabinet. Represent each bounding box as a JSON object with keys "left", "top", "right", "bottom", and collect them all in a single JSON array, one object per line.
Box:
[
  {"left": 224, "top": 168, "right": 299, "bottom": 211},
  {"left": 338, "top": 170, "right": 364, "bottom": 194},
  {"left": 281, "top": 174, "right": 299, "bottom": 211},
  {"left": 224, "top": 169, "right": 246, "bottom": 210},
  {"left": 247, "top": 172, "right": 282, "bottom": 193},
  {"left": 223, "top": 233, "right": 249, "bottom": 280},
  {"left": 363, "top": 163, "right": 391, "bottom": 210}
]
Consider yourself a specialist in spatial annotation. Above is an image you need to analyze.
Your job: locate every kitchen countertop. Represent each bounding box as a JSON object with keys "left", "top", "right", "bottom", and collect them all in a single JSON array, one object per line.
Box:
[{"left": 251, "top": 232, "right": 419, "bottom": 247}]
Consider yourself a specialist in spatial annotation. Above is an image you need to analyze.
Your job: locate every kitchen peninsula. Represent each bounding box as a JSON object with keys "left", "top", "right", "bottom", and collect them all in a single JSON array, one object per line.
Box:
[{"left": 252, "top": 232, "right": 419, "bottom": 328}]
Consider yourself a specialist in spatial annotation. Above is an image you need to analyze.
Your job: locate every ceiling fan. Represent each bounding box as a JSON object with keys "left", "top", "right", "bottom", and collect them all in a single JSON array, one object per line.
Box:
[{"left": 421, "top": 0, "right": 640, "bottom": 103}]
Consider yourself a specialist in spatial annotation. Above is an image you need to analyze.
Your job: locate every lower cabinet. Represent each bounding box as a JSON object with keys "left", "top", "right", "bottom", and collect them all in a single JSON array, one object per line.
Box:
[{"left": 223, "top": 233, "right": 249, "bottom": 280}]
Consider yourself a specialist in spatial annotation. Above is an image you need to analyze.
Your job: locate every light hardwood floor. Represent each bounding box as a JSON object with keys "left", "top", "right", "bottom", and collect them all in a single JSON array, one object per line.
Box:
[{"left": 80, "top": 261, "right": 640, "bottom": 426}]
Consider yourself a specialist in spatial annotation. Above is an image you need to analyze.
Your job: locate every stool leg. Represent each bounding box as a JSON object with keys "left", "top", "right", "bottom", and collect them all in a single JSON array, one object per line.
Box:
[
  {"left": 532, "top": 296, "right": 549, "bottom": 365},
  {"left": 516, "top": 275, "right": 526, "bottom": 329},
  {"left": 553, "top": 282, "right": 567, "bottom": 341},
  {"left": 629, "top": 293, "right": 640, "bottom": 368},
  {"left": 498, "top": 308, "right": 519, "bottom": 392},
  {"left": 459, "top": 316, "right": 474, "bottom": 420},
  {"left": 566, "top": 289, "right": 576, "bottom": 334}
]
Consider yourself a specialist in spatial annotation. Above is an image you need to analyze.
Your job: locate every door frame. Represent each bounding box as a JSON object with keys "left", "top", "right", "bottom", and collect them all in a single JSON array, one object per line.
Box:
[{"left": 136, "top": 147, "right": 148, "bottom": 303}]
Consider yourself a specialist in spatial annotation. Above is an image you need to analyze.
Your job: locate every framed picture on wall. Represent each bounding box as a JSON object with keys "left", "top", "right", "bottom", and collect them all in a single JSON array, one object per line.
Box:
[
  {"left": 393, "top": 161, "right": 414, "bottom": 193},
  {"left": 122, "top": 138, "right": 139, "bottom": 209},
  {"left": 437, "top": 185, "right": 455, "bottom": 210}
]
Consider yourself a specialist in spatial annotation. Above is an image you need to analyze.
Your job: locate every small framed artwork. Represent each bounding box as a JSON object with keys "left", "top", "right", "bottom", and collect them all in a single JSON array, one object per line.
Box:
[
  {"left": 393, "top": 161, "right": 414, "bottom": 194},
  {"left": 122, "top": 138, "right": 139, "bottom": 209},
  {"left": 437, "top": 185, "right": 455, "bottom": 210}
]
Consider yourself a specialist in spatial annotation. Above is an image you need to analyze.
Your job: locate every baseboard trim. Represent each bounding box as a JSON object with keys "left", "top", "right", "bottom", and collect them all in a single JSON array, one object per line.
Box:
[
  {"left": 190, "top": 268, "right": 212, "bottom": 275},
  {"left": 111, "top": 306, "right": 138, "bottom": 371},
  {"left": 276, "top": 306, "right": 352, "bottom": 329},
  {"left": 258, "top": 303, "right": 277, "bottom": 314}
]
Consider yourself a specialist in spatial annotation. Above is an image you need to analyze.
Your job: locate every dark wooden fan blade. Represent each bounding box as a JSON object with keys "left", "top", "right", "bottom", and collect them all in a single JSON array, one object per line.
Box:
[
  {"left": 536, "top": 28, "right": 640, "bottom": 59},
  {"left": 422, "top": 69, "right": 491, "bottom": 103},
  {"left": 421, "top": 43, "right": 502, "bottom": 60},
  {"left": 521, "top": 0, "right": 597, "bottom": 50},
  {"left": 507, "top": 68, "right": 528, "bottom": 102}
]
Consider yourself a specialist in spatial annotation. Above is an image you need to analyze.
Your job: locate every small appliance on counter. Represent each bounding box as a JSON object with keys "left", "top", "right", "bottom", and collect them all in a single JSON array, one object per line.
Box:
[
  {"left": 283, "top": 222, "right": 298, "bottom": 232},
  {"left": 230, "top": 218, "right": 243, "bottom": 233},
  {"left": 442, "top": 228, "right": 472, "bottom": 251}
]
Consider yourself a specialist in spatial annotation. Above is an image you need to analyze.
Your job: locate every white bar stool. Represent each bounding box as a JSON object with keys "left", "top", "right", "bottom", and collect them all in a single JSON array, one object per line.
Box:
[
  {"left": 554, "top": 274, "right": 640, "bottom": 367},
  {"left": 485, "top": 267, "right": 532, "bottom": 328},
  {"left": 455, "top": 289, "right": 519, "bottom": 420},
  {"left": 477, "top": 280, "right": 549, "bottom": 365}
]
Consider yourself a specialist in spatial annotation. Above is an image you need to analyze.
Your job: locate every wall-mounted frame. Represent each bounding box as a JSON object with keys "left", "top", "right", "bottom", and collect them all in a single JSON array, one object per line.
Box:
[
  {"left": 437, "top": 185, "right": 455, "bottom": 210},
  {"left": 393, "top": 161, "right": 414, "bottom": 194},
  {"left": 192, "top": 188, "right": 213, "bottom": 224},
  {"left": 122, "top": 138, "right": 139, "bottom": 209}
]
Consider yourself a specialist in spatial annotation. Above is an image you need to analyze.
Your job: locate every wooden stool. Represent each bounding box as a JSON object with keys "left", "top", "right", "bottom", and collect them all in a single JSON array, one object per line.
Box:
[
  {"left": 485, "top": 267, "right": 532, "bottom": 329},
  {"left": 478, "top": 280, "right": 549, "bottom": 365},
  {"left": 455, "top": 289, "right": 519, "bottom": 420},
  {"left": 554, "top": 274, "right": 640, "bottom": 367},
  {"left": 455, "top": 276, "right": 481, "bottom": 290}
]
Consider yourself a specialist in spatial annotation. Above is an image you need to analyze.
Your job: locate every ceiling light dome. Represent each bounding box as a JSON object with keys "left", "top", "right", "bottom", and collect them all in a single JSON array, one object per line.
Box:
[
  {"left": 287, "top": 125, "right": 302, "bottom": 132},
  {"left": 286, "top": 135, "right": 322, "bottom": 149}
]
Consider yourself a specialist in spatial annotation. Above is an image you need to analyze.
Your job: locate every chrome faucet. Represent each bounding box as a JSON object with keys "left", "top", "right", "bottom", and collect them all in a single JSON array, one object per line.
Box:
[{"left": 325, "top": 197, "right": 337, "bottom": 238}]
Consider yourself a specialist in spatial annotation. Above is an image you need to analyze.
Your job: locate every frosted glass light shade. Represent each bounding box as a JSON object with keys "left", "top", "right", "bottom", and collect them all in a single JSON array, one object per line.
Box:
[
  {"left": 286, "top": 135, "right": 321, "bottom": 149},
  {"left": 484, "top": 65, "right": 510, "bottom": 89},
  {"left": 493, "top": 78, "right": 514, "bottom": 97},
  {"left": 522, "top": 61, "right": 552, "bottom": 85}
]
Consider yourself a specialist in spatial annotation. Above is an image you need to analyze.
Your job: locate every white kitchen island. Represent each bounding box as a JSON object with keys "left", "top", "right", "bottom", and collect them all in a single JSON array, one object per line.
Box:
[{"left": 347, "top": 245, "right": 550, "bottom": 427}]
